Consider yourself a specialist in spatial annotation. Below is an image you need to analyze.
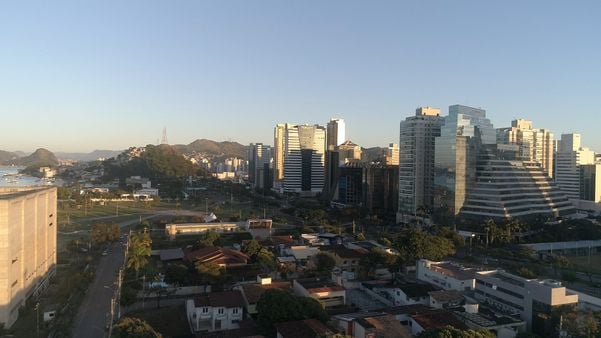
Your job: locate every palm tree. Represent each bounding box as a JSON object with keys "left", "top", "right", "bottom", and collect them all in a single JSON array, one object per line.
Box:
[{"left": 127, "top": 232, "right": 152, "bottom": 278}]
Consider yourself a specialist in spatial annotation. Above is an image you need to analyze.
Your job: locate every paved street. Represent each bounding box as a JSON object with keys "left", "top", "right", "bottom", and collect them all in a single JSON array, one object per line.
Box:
[{"left": 72, "top": 241, "right": 123, "bottom": 338}]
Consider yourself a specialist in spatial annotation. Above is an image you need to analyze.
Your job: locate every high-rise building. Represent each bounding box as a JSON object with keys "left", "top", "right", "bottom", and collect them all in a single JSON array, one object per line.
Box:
[
  {"left": 580, "top": 164, "right": 601, "bottom": 203},
  {"left": 460, "top": 144, "right": 574, "bottom": 219},
  {"left": 273, "top": 124, "right": 286, "bottom": 185},
  {"left": 0, "top": 187, "right": 57, "bottom": 328},
  {"left": 248, "top": 143, "right": 272, "bottom": 190},
  {"left": 384, "top": 143, "right": 399, "bottom": 166},
  {"left": 397, "top": 107, "right": 443, "bottom": 222},
  {"left": 275, "top": 123, "right": 326, "bottom": 195},
  {"left": 555, "top": 134, "right": 596, "bottom": 199},
  {"left": 363, "top": 164, "right": 399, "bottom": 216},
  {"left": 326, "top": 118, "right": 345, "bottom": 151},
  {"left": 497, "top": 119, "right": 555, "bottom": 178},
  {"left": 434, "top": 105, "right": 496, "bottom": 217}
]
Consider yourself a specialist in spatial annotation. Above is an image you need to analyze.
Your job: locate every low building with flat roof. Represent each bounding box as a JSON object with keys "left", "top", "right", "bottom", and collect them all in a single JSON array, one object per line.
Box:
[
  {"left": 417, "top": 259, "right": 480, "bottom": 291},
  {"left": 293, "top": 278, "right": 346, "bottom": 308}
]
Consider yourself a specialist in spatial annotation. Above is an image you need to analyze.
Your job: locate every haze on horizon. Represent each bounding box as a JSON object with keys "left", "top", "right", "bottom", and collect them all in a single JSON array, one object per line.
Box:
[{"left": 1, "top": 1, "right": 600, "bottom": 153}]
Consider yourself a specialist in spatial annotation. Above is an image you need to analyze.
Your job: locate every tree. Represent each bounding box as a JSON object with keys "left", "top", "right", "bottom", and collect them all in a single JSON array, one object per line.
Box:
[
  {"left": 312, "top": 253, "right": 336, "bottom": 276},
  {"left": 127, "top": 232, "right": 152, "bottom": 279},
  {"left": 112, "top": 317, "right": 162, "bottom": 338},
  {"left": 393, "top": 228, "right": 455, "bottom": 267},
  {"left": 549, "top": 254, "right": 570, "bottom": 276},
  {"left": 90, "top": 222, "right": 120, "bottom": 245},
  {"left": 562, "top": 311, "right": 599, "bottom": 338},
  {"left": 242, "top": 239, "right": 263, "bottom": 258},
  {"left": 515, "top": 267, "right": 537, "bottom": 279},
  {"left": 195, "top": 261, "right": 223, "bottom": 284},
  {"left": 198, "top": 231, "right": 220, "bottom": 248},
  {"left": 256, "top": 289, "right": 327, "bottom": 336},
  {"left": 359, "top": 248, "right": 399, "bottom": 279},
  {"left": 417, "top": 326, "right": 495, "bottom": 338},
  {"left": 164, "top": 262, "right": 190, "bottom": 285},
  {"left": 255, "top": 248, "right": 277, "bottom": 271}
]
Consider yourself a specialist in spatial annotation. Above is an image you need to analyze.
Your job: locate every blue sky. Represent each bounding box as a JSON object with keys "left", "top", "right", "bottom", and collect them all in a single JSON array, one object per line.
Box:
[{"left": 1, "top": 1, "right": 600, "bottom": 152}]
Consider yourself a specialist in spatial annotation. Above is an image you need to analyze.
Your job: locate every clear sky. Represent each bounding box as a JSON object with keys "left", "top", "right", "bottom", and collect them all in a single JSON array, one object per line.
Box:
[{"left": 1, "top": 1, "right": 600, "bottom": 153}]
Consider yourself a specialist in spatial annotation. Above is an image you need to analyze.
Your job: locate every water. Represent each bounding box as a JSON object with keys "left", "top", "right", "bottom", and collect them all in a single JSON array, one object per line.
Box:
[{"left": 0, "top": 166, "right": 53, "bottom": 187}]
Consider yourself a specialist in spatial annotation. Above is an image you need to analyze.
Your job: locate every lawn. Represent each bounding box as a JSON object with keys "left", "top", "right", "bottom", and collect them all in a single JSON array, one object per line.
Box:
[
  {"left": 126, "top": 305, "right": 192, "bottom": 337},
  {"left": 568, "top": 255, "right": 601, "bottom": 273}
]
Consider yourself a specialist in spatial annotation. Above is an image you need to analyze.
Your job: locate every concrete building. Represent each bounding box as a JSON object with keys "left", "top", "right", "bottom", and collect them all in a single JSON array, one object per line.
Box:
[
  {"left": 416, "top": 259, "right": 477, "bottom": 291},
  {"left": 580, "top": 163, "right": 601, "bottom": 203},
  {"left": 363, "top": 164, "right": 399, "bottom": 217},
  {"left": 185, "top": 291, "right": 245, "bottom": 333},
  {"left": 397, "top": 107, "right": 443, "bottom": 222},
  {"left": 497, "top": 119, "right": 555, "bottom": 178},
  {"left": 459, "top": 145, "right": 575, "bottom": 220},
  {"left": 293, "top": 278, "right": 346, "bottom": 308},
  {"left": 327, "top": 118, "right": 346, "bottom": 150},
  {"left": 0, "top": 187, "right": 57, "bottom": 328},
  {"left": 248, "top": 143, "right": 272, "bottom": 190},
  {"left": 555, "top": 134, "right": 596, "bottom": 200},
  {"left": 336, "top": 140, "right": 362, "bottom": 163},
  {"left": 474, "top": 270, "right": 578, "bottom": 335},
  {"left": 274, "top": 124, "right": 286, "bottom": 185},
  {"left": 274, "top": 123, "right": 326, "bottom": 195},
  {"left": 385, "top": 143, "right": 399, "bottom": 166},
  {"left": 434, "top": 105, "right": 496, "bottom": 218}
]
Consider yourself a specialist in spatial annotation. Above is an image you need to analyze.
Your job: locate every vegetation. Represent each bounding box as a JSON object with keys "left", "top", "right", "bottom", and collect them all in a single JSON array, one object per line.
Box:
[
  {"left": 90, "top": 222, "right": 121, "bottom": 245},
  {"left": 417, "top": 326, "right": 495, "bottom": 338},
  {"left": 194, "top": 261, "right": 224, "bottom": 284},
  {"left": 256, "top": 289, "right": 327, "bottom": 336},
  {"left": 562, "top": 310, "right": 600, "bottom": 338},
  {"left": 392, "top": 228, "right": 455, "bottom": 266},
  {"left": 198, "top": 231, "right": 220, "bottom": 248},
  {"left": 515, "top": 267, "right": 537, "bottom": 279},
  {"left": 127, "top": 232, "right": 152, "bottom": 278},
  {"left": 112, "top": 317, "right": 162, "bottom": 338},
  {"left": 359, "top": 248, "right": 399, "bottom": 278}
]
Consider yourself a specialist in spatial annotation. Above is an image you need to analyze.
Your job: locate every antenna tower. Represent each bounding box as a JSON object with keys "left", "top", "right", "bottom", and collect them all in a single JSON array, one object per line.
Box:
[{"left": 161, "top": 127, "right": 168, "bottom": 144}]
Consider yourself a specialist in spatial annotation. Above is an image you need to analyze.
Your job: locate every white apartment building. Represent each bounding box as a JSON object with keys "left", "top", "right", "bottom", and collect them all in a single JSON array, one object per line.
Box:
[
  {"left": 185, "top": 291, "right": 245, "bottom": 333},
  {"left": 497, "top": 119, "right": 555, "bottom": 178},
  {"left": 397, "top": 107, "right": 443, "bottom": 221},
  {"left": 416, "top": 259, "right": 477, "bottom": 291},
  {"left": 274, "top": 123, "right": 326, "bottom": 195},
  {"left": 555, "top": 134, "right": 596, "bottom": 200},
  {"left": 0, "top": 187, "right": 57, "bottom": 328},
  {"left": 474, "top": 270, "right": 578, "bottom": 332}
]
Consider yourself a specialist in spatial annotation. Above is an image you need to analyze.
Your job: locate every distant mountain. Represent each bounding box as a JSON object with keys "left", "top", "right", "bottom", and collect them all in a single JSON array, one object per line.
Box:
[
  {"left": 14, "top": 148, "right": 58, "bottom": 167},
  {"left": 0, "top": 150, "right": 19, "bottom": 164},
  {"left": 55, "top": 150, "right": 123, "bottom": 162},
  {"left": 175, "top": 139, "right": 247, "bottom": 158}
]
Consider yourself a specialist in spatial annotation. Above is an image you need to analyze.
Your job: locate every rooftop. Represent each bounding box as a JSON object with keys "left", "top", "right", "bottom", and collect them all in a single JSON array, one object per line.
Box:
[
  {"left": 0, "top": 186, "right": 55, "bottom": 200},
  {"left": 193, "top": 290, "right": 245, "bottom": 308},
  {"left": 429, "top": 290, "right": 465, "bottom": 304},
  {"left": 240, "top": 281, "right": 291, "bottom": 304},
  {"left": 411, "top": 310, "right": 468, "bottom": 331},
  {"left": 429, "top": 262, "right": 477, "bottom": 280},
  {"left": 295, "top": 278, "right": 345, "bottom": 293},
  {"left": 275, "top": 319, "right": 332, "bottom": 338}
]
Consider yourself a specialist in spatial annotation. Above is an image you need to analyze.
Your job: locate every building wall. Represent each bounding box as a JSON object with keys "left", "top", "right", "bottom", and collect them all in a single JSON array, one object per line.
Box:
[
  {"left": 0, "top": 187, "right": 57, "bottom": 328},
  {"left": 580, "top": 164, "right": 601, "bottom": 202},
  {"left": 555, "top": 134, "right": 596, "bottom": 200},
  {"left": 397, "top": 108, "right": 443, "bottom": 219},
  {"left": 186, "top": 300, "right": 243, "bottom": 332},
  {"left": 416, "top": 259, "right": 475, "bottom": 291}
]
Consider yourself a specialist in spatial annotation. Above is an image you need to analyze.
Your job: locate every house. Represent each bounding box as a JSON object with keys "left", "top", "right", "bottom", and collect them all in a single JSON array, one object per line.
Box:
[
  {"left": 428, "top": 290, "right": 465, "bottom": 309},
  {"left": 293, "top": 278, "right": 346, "bottom": 308},
  {"left": 365, "top": 281, "right": 437, "bottom": 306},
  {"left": 409, "top": 309, "right": 468, "bottom": 336},
  {"left": 158, "top": 248, "right": 185, "bottom": 262},
  {"left": 186, "top": 291, "right": 245, "bottom": 333},
  {"left": 317, "top": 233, "right": 345, "bottom": 245},
  {"left": 320, "top": 245, "right": 366, "bottom": 277},
  {"left": 416, "top": 259, "right": 478, "bottom": 291},
  {"left": 454, "top": 304, "right": 526, "bottom": 338},
  {"left": 332, "top": 312, "right": 412, "bottom": 338},
  {"left": 235, "top": 275, "right": 292, "bottom": 315},
  {"left": 275, "top": 319, "right": 332, "bottom": 338},
  {"left": 185, "top": 246, "right": 249, "bottom": 268},
  {"left": 285, "top": 246, "right": 320, "bottom": 264}
]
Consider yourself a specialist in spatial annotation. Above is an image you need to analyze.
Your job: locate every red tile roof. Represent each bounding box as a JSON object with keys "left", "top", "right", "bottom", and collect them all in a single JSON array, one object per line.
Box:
[
  {"left": 193, "top": 290, "right": 245, "bottom": 308},
  {"left": 275, "top": 319, "right": 332, "bottom": 338},
  {"left": 185, "top": 246, "right": 249, "bottom": 266}
]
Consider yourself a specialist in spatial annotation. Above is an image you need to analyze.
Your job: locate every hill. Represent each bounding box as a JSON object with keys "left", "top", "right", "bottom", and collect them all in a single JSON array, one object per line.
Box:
[
  {"left": 175, "top": 139, "right": 247, "bottom": 158},
  {"left": 16, "top": 148, "right": 59, "bottom": 167},
  {"left": 0, "top": 150, "right": 19, "bottom": 164},
  {"left": 55, "top": 149, "right": 123, "bottom": 162}
]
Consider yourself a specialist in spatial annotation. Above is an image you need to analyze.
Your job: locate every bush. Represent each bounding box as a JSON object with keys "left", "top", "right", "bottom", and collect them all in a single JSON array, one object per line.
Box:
[{"left": 515, "top": 267, "right": 537, "bottom": 279}]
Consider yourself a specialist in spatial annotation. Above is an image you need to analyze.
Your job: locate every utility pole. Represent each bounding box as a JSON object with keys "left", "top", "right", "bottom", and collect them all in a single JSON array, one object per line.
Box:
[{"left": 35, "top": 301, "right": 40, "bottom": 338}]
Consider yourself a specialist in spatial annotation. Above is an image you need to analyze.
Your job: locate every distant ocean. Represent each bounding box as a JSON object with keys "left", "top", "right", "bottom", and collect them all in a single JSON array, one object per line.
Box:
[{"left": 0, "top": 166, "right": 54, "bottom": 187}]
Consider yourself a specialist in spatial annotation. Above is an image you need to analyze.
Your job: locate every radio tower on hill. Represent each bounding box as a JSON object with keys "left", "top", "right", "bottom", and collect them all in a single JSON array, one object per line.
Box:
[{"left": 161, "top": 127, "right": 168, "bottom": 145}]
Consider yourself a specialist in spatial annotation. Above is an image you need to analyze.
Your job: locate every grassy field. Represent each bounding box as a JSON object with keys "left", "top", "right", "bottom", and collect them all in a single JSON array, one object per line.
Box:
[{"left": 568, "top": 255, "right": 601, "bottom": 273}]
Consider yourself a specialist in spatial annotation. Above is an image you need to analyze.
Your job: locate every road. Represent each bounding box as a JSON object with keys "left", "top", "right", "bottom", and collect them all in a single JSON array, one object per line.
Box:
[{"left": 72, "top": 241, "right": 123, "bottom": 338}]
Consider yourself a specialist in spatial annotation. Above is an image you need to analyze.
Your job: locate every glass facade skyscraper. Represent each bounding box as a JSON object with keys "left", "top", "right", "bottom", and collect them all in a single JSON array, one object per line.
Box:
[{"left": 434, "top": 105, "right": 495, "bottom": 217}]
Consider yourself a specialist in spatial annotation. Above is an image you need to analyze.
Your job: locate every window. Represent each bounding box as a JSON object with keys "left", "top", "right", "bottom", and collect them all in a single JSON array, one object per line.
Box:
[
  {"left": 218, "top": 308, "right": 224, "bottom": 315},
  {"left": 202, "top": 307, "right": 209, "bottom": 313},
  {"left": 233, "top": 308, "right": 239, "bottom": 314}
]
